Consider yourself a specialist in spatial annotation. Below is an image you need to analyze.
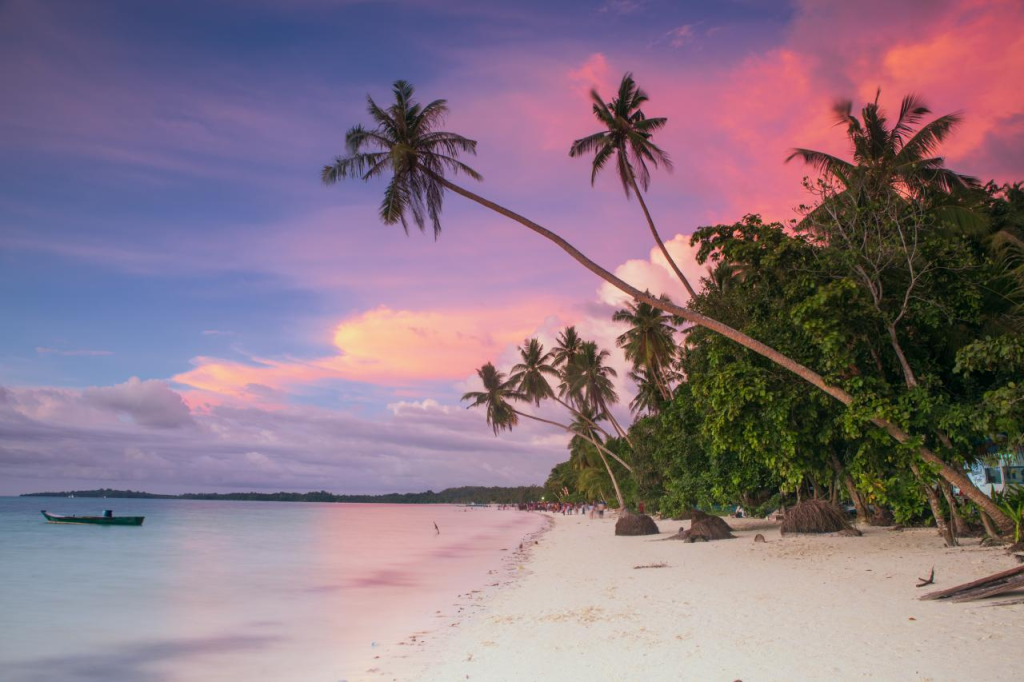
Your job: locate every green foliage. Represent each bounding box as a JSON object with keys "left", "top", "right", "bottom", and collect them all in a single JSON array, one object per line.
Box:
[{"left": 993, "top": 485, "right": 1024, "bottom": 542}]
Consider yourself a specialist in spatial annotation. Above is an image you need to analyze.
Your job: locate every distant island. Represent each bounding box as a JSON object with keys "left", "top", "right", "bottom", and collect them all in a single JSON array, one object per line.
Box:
[{"left": 20, "top": 486, "right": 544, "bottom": 505}]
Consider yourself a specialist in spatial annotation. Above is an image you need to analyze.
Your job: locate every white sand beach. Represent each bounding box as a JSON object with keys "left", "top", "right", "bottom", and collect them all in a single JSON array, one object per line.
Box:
[{"left": 373, "top": 512, "right": 1024, "bottom": 682}]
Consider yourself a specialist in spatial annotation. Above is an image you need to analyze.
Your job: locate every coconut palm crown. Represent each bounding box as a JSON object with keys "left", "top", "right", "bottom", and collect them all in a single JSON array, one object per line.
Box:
[
  {"left": 786, "top": 90, "right": 978, "bottom": 197},
  {"left": 613, "top": 296, "right": 678, "bottom": 399},
  {"left": 461, "top": 363, "right": 522, "bottom": 435},
  {"left": 508, "top": 339, "right": 559, "bottom": 406},
  {"left": 566, "top": 342, "right": 619, "bottom": 417},
  {"left": 569, "top": 72, "right": 672, "bottom": 196},
  {"left": 551, "top": 326, "right": 584, "bottom": 369},
  {"left": 321, "top": 80, "right": 482, "bottom": 238}
]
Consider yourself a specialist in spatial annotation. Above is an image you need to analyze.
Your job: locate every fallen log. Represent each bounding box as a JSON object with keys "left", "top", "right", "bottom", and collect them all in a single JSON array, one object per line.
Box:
[
  {"left": 919, "top": 565, "right": 1024, "bottom": 602},
  {"left": 981, "top": 597, "right": 1024, "bottom": 608}
]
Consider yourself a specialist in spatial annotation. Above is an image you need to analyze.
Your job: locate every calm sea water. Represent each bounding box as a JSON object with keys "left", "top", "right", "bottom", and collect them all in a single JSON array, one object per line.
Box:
[{"left": 0, "top": 497, "right": 545, "bottom": 681}]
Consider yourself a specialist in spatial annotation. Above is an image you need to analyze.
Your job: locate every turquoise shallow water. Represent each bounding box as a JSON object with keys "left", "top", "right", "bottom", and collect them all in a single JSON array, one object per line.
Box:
[{"left": 0, "top": 496, "right": 544, "bottom": 681}]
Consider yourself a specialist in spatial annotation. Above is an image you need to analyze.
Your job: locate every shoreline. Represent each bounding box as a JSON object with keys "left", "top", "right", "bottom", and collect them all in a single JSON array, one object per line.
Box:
[
  {"left": 360, "top": 511, "right": 553, "bottom": 679},
  {"left": 374, "top": 513, "right": 1024, "bottom": 681}
]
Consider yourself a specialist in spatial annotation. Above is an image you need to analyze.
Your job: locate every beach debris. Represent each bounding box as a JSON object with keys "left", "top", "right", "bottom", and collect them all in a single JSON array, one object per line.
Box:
[
  {"left": 615, "top": 509, "right": 660, "bottom": 536},
  {"left": 916, "top": 567, "right": 935, "bottom": 587},
  {"left": 664, "top": 510, "right": 735, "bottom": 542},
  {"left": 919, "top": 564, "right": 1024, "bottom": 602},
  {"left": 434, "top": 521, "right": 440, "bottom": 535},
  {"left": 838, "top": 527, "right": 863, "bottom": 537},
  {"left": 633, "top": 562, "right": 669, "bottom": 569},
  {"left": 781, "top": 499, "right": 858, "bottom": 536},
  {"left": 981, "top": 596, "right": 1024, "bottom": 607},
  {"left": 753, "top": 534, "right": 766, "bottom": 543}
]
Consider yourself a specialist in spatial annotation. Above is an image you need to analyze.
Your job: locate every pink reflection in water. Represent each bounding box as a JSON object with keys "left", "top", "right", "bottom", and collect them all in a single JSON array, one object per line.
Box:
[{"left": 161, "top": 503, "right": 546, "bottom": 680}]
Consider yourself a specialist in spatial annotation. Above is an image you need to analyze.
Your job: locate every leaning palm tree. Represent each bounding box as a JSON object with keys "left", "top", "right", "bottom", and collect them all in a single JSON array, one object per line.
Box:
[
  {"left": 321, "top": 80, "right": 481, "bottom": 238},
  {"left": 569, "top": 405, "right": 628, "bottom": 506},
  {"left": 462, "top": 362, "right": 627, "bottom": 508},
  {"left": 460, "top": 363, "right": 521, "bottom": 435},
  {"left": 628, "top": 367, "right": 665, "bottom": 416},
  {"left": 508, "top": 338, "right": 558, "bottom": 406},
  {"left": 510, "top": 339, "right": 633, "bottom": 472},
  {"left": 566, "top": 342, "right": 630, "bottom": 442},
  {"left": 787, "top": 90, "right": 978, "bottom": 207},
  {"left": 613, "top": 296, "right": 678, "bottom": 400},
  {"left": 569, "top": 73, "right": 696, "bottom": 299},
  {"left": 551, "top": 326, "right": 584, "bottom": 370},
  {"left": 324, "top": 80, "right": 1015, "bottom": 533}
]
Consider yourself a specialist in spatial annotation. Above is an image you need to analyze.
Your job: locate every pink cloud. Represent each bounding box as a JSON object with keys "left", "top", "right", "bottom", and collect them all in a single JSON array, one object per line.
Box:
[
  {"left": 173, "top": 301, "right": 572, "bottom": 400},
  {"left": 597, "top": 235, "right": 703, "bottom": 308}
]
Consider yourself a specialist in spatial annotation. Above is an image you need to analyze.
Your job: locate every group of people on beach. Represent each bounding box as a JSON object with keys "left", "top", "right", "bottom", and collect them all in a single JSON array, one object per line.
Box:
[{"left": 500, "top": 501, "right": 608, "bottom": 518}]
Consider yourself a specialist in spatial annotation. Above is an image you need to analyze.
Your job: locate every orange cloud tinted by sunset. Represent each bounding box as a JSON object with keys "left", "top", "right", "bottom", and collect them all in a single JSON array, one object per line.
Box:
[{"left": 173, "top": 303, "right": 560, "bottom": 399}]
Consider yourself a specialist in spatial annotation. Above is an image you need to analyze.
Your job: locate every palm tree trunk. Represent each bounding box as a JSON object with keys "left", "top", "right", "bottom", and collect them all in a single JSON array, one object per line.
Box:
[
  {"left": 430, "top": 173, "right": 1017, "bottom": 534},
  {"left": 938, "top": 478, "right": 970, "bottom": 537},
  {"left": 551, "top": 396, "right": 634, "bottom": 464},
  {"left": 911, "top": 461, "right": 956, "bottom": 547},
  {"left": 626, "top": 170, "right": 698, "bottom": 300},
  {"left": 511, "top": 408, "right": 627, "bottom": 509},
  {"left": 829, "top": 448, "right": 869, "bottom": 524},
  {"left": 651, "top": 360, "right": 672, "bottom": 401},
  {"left": 601, "top": 402, "right": 630, "bottom": 443}
]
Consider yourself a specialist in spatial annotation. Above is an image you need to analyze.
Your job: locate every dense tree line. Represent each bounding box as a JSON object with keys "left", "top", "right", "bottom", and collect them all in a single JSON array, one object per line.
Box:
[
  {"left": 21, "top": 486, "right": 545, "bottom": 505},
  {"left": 323, "top": 76, "right": 1024, "bottom": 542}
]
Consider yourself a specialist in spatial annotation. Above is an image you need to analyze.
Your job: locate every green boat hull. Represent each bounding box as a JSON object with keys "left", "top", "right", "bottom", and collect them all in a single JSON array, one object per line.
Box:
[{"left": 41, "top": 511, "right": 145, "bottom": 526}]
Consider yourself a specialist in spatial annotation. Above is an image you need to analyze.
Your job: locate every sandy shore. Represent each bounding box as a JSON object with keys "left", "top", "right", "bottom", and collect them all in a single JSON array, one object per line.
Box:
[{"left": 371, "top": 512, "right": 1023, "bottom": 681}]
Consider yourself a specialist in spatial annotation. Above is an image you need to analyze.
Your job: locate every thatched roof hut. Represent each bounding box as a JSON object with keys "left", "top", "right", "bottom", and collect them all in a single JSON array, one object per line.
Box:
[
  {"left": 666, "top": 510, "right": 735, "bottom": 542},
  {"left": 615, "top": 510, "right": 661, "bottom": 536},
  {"left": 781, "top": 499, "right": 861, "bottom": 535}
]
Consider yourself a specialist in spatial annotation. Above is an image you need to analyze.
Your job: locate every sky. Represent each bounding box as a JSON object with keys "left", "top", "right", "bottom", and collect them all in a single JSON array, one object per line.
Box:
[{"left": 2, "top": 0, "right": 1023, "bottom": 495}]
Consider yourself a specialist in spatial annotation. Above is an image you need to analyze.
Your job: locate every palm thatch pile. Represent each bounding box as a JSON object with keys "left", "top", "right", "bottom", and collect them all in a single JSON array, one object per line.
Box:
[
  {"left": 665, "top": 510, "right": 735, "bottom": 542},
  {"left": 615, "top": 510, "right": 660, "bottom": 536},
  {"left": 781, "top": 499, "right": 861, "bottom": 536}
]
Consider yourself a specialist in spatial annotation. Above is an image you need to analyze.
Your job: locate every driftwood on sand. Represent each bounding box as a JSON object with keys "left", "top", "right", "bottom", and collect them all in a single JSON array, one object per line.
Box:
[
  {"left": 919, "top": 565, "right": 1024, "bottom": 603},
  {"left": 664, "top": 510, "right": 735, "bottom": 542}
]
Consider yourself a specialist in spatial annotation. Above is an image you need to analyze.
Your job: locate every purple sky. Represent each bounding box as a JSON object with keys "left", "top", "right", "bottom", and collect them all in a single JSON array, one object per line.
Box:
[{"left": 2, "top": 0, "right": 1023, "bottom": 494}]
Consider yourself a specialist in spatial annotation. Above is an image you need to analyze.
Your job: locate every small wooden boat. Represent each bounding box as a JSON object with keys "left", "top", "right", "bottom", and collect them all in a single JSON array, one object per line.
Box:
[{"left": 41, "top": 510, "right": 145, "bottom": 526}]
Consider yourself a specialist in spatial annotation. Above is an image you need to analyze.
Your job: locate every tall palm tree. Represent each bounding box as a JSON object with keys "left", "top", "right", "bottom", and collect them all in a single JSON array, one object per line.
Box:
[
  {"left": 325, "top": 80, "right": 1015, "bottom": 533},
  {"left": 569, "top": 73, "right": 697, "bottom": 299},
  {"left": 460, "top": 363, "right": 521, "bottom": 435},
  {"left": 627, "top": 367, "right": 664, "bottom": 416},
  {"left": 613, "top": 296, "right": 678, "bottom": 400},
  {"left": 566, "top": 342, "right": 630, "bottom": 442},
  {"left": 551, "top": 326, "right": 584, "bottom": 370},
  {"left": 322, "top": 80, "right": 481, "bottom": 238},
  {"left": 509, "top": 339, "right": 633, "bottom": 472},
  {"left": 508, "top": 338, "right": 558, "bottom": 405},
  {"left": 787, "top": 90, "right": 978, "bottom": 203},
  {"left": 568, "top": 405, "right": 627, "bottom": 506},
  {"left": 462, "top": 362, "right": 627, "bottom": 508}
]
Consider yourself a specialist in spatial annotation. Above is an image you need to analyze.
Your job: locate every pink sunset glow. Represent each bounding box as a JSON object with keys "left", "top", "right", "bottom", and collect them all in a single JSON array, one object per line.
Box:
[{"left": 3, "top": 0, "right": 1024, "bottom": 494}]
